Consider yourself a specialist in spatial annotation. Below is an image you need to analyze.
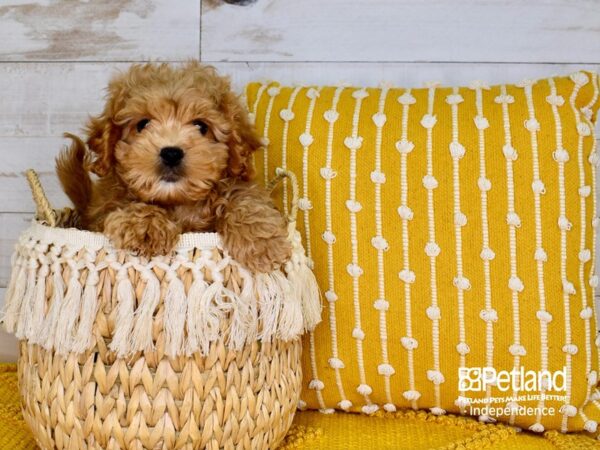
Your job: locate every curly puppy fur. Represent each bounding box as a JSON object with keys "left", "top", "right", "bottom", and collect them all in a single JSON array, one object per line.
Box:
[{"left": 56, "top": 61, "right": 291, "bottom": 273}]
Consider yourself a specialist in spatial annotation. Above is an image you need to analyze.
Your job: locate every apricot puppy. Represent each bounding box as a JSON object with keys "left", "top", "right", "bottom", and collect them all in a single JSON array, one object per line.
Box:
[{"left": 56, "top": 61, "right": 291, "bottom": 273}]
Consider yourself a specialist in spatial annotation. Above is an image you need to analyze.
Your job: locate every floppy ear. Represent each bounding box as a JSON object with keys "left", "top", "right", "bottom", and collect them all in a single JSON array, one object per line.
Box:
[
  {"left": 222, "top": 90, "right": 262, "bottom": 181},
  {"left": 85, "top": 114, "right": 121, "bottom": 177},
  {"left": 85, "top": 72, "right": 128, "bottom": 177}
]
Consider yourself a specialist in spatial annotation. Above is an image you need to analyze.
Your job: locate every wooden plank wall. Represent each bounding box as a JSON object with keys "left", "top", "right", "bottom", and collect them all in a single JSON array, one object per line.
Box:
[{"left": 0, "top": 0, "right": 598, "bottom": 360}]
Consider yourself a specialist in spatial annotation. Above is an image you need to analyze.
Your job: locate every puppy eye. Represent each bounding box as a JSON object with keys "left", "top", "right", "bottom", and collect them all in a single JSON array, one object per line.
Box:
[
  {"left": 193, "top": 119, "right": 209, "bottom": 135},
  {"left": 136, "top": 119, "right": 150, "bottom": 133}
]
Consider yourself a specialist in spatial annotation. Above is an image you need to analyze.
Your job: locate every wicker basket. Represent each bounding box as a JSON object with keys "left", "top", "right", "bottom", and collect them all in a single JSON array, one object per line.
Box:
[{"left": 2, "top": 169, "right": 321, "bottom": 450}]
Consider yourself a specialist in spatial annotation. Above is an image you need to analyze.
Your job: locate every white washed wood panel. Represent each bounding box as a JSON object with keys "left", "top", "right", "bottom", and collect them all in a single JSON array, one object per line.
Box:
[
  {"left": 0, "top": 138, "right": 69, "bottom": 213},
  {"left": 202, "top": 0, "right": 600, "bottom": 63},
  {"left": 0, "top": 1, "right": 199, "bottom": 61},
  {"left": 0, "top": 213, "right": 32, "bottom": 288},
  {"left": 0, "top": 63, "right": 125, "bottom": 137}
]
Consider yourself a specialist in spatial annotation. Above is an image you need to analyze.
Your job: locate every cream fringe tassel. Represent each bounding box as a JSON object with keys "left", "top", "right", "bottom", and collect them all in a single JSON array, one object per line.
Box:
[
  {"left": 286, "top": 224, "right": 323, "bottom": 331},
  {"left": 1, "top": 222, "right": 321, "bottom": 357}
]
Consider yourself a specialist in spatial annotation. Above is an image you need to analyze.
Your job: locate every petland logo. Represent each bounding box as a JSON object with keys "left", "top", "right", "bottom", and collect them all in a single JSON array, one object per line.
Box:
[{"left": 458, "top": 367, "right": 567, "bottom": 392}]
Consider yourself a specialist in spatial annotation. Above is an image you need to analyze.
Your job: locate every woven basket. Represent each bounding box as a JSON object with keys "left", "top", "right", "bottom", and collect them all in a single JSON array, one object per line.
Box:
[{"left": 2, "top": 169, "right": 321, "bottom": 450}]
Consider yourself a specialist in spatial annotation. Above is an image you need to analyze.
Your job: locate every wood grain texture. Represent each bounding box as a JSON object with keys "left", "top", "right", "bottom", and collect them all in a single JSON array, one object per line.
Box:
[
  {"left": 0, "top": 138, "right": 70, "bottom": 213},
  {"left": 0, "top": 63, "right": 123, "bottom": 137},
  {"left": 0, "top": 0, "right": 200, "bottom": 61},
  {"left": 0, "top": 214, "right": 32, "bottom": 288},
  {"left": 202, "top": 0, "right": 600, "bottom": 63}
]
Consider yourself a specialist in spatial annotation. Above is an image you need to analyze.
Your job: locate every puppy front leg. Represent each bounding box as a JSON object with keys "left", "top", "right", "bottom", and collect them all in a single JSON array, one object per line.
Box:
[
  {"left": 216, "top": 182, "right": 292, "bottom": 273},
  {"left": 104, "top": 203, "right": 181, "bottom": 257}
]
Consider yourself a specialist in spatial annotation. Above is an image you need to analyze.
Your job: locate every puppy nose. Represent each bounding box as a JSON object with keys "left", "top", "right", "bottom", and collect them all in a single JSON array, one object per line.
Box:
[{"left": 160, "top": 146, "right": 184, "bottom": 167}]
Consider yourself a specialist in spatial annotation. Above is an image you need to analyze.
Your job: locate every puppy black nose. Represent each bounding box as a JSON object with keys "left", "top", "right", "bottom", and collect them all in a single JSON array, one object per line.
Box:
[{"left": 160, "top": 147, "right": 184, "bottom": 167}]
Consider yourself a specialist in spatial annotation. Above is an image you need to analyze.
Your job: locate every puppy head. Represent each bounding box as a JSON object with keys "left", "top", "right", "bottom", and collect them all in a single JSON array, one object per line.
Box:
[{"left": 86, "top": 61, "right": 261, "bottom": 204}]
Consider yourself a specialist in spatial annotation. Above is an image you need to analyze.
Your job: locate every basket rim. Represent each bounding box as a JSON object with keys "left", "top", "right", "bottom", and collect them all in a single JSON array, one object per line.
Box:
[{"left": 27, "top": 219, "right": 222, "bottom": 251}]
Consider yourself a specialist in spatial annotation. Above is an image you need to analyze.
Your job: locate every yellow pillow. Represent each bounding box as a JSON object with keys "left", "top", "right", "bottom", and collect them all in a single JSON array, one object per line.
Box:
[{"left": 246, "top": 72, "right": 600, "bottom": 433}]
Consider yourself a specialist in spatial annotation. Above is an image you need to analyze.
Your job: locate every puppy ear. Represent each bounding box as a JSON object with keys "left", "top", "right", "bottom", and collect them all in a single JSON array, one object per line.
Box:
[
  {"left": 85, "top": 72, "right": 128, "bottom": 177},
  {"left": 85, "top": 114, "right": 120, "bottom": 177},
  {"left": 223, "top": 91, "right": 262, "bottom": 181}
]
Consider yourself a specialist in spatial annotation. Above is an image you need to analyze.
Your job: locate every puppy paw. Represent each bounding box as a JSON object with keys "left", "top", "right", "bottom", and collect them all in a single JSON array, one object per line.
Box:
[
  {"left": 226, "top": 231, "right": 292, "bottom": 273},
  {"left": 216, "top": 181, "right": 293, "bottom": 273},
  {"left": 104, "top": 204, "right": 180, "bottom": 257}
]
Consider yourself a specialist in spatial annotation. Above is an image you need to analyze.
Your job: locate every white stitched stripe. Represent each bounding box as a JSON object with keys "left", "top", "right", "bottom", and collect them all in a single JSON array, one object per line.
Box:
[
  {"left": 301, "top": 88, "right": 321, "bottom": 271},
  {"left": 498, "top": 85, "right": 522, "bottom": 426},
  {"left": 582, "top": 74, "right": 599, "bottom": 377},
  {"left": 587, "top": 395, "right": 600, "bottom": 433},
  {"left": 548, "top": 77, "right": 574, "bottom": 432},
  {"left": 347, "top": 88, "right": 374, "bottom": 411},
  {"left": 373, "top": 86, "right": 395, "bottom": 410},
  {"left": 398, "top": 89, "right": 418, "bottom": 410},
  {"left": 448, "top": 87, "right": 469, "bottom": 413},
  {"left": 280, "top": 87, "right": 302, "bottom": 216},
  {"left": 262, "top": 85, "right": 280, "bottom": 185},
  {"left": 323, "top": 86, "right": 350, "bottom": 409},
  {"left": 522, "top": 80, "right": 550, "bottom": 431},
  {"left": 424, "top": 86, "right": 443, "bottom": 414},
  {"left": 251, "top": 83, "right": 268, "bottom": 117},
  {"left": 569, "top": 73, "right": 595, "bottom": 417},
  {"left": 590, "top": 73, "right": 599, "bottom": 374},
  {"left": 577, "top": 409, "right": 596, "bottom": 433},
  {"left": 308, "top": 331, "right": 327, "bottom": 409},
  {"left": 248, "top": 83, "right": 267, "bottom": 170},
  {"left": 583, "top": 72, "right": 599, "bottom": 117},
  {"left": 473, "top": 82, "right": 494, "bottom": 420}
]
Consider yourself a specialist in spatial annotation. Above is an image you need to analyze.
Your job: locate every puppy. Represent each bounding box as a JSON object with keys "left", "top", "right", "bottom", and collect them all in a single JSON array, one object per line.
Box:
[{"left": 56, "top": 61, "right": 291, "bottom": 273}]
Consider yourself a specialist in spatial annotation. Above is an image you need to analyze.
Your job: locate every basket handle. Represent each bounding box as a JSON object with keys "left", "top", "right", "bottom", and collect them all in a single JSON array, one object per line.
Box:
[
  {"left": 25, "top": 169, "right": 57, "bottom": 227},
  {"left": 267, "top": 168, "right": 299, "bottom": 225}
]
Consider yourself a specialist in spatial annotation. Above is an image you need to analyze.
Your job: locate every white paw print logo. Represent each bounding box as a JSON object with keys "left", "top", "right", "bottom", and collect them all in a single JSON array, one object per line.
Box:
[{"left": 458, "top": 367, "right": 482, "bottom": 391}]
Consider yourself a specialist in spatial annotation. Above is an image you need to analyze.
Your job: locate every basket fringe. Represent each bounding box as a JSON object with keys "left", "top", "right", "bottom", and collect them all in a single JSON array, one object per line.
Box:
[
  {"left": 256, "top": 272, "right": 286, "bottom": 341},
  {"left": 229, "top": 270, "right": 257, "bottom": 350},
  {"left": 29, "top": 264, "right": 49, "bottom": 338},
  {"left": 15, "top": 261, "right": 38, "bottom": 340},
  {"left": 285, "top": 227, "right": 322, "bottom": 332},
  {"left": 197, "top": 281, "right": 227, "bottom": 355},
  {"left": 278, "top": 274, "right": 304, "bottom": 341},
  {"left": 2, "top": 221, "right": 322, "bottom": 357},
  {"left": 110, "top": 271, "right": 135, "bottom": 357},
  {"left": 2, "top": 253, "right": 27, "bottom": 333},
  {"left": 217, "top": 286, "right": 245, "bottom": 350},
  {"left": 163, "top": 274, "right": 187, "bottom": 358},
  {"left": 72, "top": 273, "right": 100, "bottom": 354},
  {"left": 37, "top": 267, "right": 64, "bottom": 349},
  {"left": 54, "top": 268, "right": 82, "bottom": 354},
  {"left": 289, "top": 261, "right": 322, "bottom": 332},
  {"left": 130, "top": 269, "right": 161, "bottom": 353},
  {"left": 185, "top": 273, "right": 208, "bottom": 355}
]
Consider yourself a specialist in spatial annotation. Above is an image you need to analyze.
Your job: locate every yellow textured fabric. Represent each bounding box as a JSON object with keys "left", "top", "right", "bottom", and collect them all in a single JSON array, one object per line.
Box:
[
  {"left": 281, "top": 410, "right": 600, "bottom": 449},
  {"left": 0, "top": 364, "right": 37, "bottom": 450},
  {"left": 246, "top": 72, "right": 600, "bottom": 433},
  {"left": 0, "top": 362, "right": 597, "bottom": 449}
]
